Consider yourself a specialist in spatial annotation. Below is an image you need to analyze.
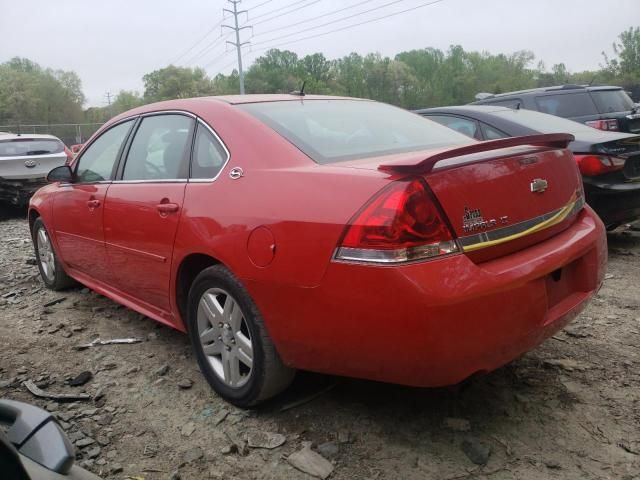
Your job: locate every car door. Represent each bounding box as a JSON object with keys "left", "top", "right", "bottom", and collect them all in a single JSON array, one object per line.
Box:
[
  {"left": 103, "top": 113, "right": 194, "bottom": 314},
  {"left": 52, "top": 119, "right": 135, "bottom": 283}
]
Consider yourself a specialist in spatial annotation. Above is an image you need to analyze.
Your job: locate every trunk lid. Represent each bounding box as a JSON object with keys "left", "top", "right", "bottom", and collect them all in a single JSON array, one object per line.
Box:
[
  {"left": 377, "top": 134, "right": 584, "bottom": 262},
  {"left": 0, "top": 152, "right": 67, "bottom": 180}
]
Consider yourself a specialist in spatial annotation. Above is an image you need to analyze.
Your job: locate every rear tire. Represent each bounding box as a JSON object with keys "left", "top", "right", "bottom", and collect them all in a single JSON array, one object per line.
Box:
[
  {"left": 32, "top": 218, "right": 76, "bottom": 291},
  {"left": 187, "top": 265, "right": 295, "bottom": 407}
]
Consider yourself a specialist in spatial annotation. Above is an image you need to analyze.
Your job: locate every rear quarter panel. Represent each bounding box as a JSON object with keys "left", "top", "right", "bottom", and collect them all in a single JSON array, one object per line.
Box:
[{"left": 172, "top": 102, "right": 391, "bottom": 291}]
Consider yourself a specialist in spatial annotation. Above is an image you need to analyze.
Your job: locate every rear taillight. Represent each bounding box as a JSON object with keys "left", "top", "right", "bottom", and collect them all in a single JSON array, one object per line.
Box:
[
  {"left": 585, "top": 119, "right": 619, "bottom": 131},
  {"left": 334, "top": 178, "right": 459, "bottom": 264},
  {"left": 574, "top": 154, "right": 625, "bottom": 176}
]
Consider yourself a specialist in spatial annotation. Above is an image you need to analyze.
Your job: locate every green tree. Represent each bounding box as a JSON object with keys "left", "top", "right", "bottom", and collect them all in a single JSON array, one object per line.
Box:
[{"left": 143, "top": 65, "right": 214, "bottom": 102}]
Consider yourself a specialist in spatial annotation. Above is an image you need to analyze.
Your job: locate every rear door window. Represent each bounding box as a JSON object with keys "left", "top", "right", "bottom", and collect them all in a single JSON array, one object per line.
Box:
[
  {"left": 122, "top": 114, "right": 193, "bottom": 181},
  {"left": 480, "top": 122, "right": 509, "bottom": 140},
  {"left": 190, "top": 123, "right": 228, "bottom": 180},
  {"left": 590, "top": 90, "right": 635, "bottom": 113},
  {"left": 426, "top": 115, "right": 482, "bottom": 140},
  {"left": 535, "top": 93, "right": 598, "bottom": 117}
]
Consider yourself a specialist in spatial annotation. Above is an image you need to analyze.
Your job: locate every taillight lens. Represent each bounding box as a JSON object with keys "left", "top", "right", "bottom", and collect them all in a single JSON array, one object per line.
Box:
[
  {"left": 334, "top": 178, "right": 459, "bottom": 264},
  {"left": 585, "top": 119, "right": 619, "bottom": 131},
  {"left": 574, "top": 154, "right": 625, "bottom": 176}
]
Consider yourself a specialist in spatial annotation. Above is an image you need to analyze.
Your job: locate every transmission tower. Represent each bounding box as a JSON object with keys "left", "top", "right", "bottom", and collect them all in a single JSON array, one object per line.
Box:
[{"left": 222, "top": 0, "right": 252, "bottom": 94}]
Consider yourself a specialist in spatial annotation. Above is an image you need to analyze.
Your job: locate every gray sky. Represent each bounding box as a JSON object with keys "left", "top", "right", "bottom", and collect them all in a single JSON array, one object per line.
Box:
[{"left": 1, "top": 0, "right": 638, "bottom": 107}]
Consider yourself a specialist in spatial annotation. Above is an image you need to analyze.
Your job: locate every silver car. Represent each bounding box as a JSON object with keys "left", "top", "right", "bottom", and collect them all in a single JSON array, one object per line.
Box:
[{"left": 0, "top": 133, "right": 70, "bottom": 206}]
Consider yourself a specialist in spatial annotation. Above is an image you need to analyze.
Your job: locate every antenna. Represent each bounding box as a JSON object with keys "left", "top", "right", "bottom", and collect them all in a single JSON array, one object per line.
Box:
[{"left": 290, "top": 81, "right": 306, "bottom": 97}]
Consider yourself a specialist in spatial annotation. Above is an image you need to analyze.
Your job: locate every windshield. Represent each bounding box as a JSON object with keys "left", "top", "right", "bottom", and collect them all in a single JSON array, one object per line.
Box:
[
  {"left": 590, "top": 89, "right": 635, "bottom": 113},
  {"left": 493, "top": 108, "right": 598, "bottom": 134},
  {"left": 0, "top": 138, "right": 64, "bottom": 157},
  {"left": 238, "top": 100, "right": 473, "bottom": 164}
]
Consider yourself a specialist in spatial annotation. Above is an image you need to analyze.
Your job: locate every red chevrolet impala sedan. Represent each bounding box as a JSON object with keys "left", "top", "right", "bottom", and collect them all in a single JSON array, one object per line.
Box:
[{"left": 29, "top": 95, "right": 607, "bottom": 406}]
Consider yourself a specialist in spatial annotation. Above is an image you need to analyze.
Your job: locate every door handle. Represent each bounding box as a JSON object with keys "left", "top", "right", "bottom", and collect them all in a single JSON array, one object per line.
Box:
[
  {"left": 156, "top": 203, "right": 179, "bottom": 214},
  {"left": 87, "top": 199, "right": 101, "bottom": 209}
]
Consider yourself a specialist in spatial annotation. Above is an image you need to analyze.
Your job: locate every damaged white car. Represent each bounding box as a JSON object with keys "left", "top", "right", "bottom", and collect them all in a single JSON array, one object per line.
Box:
[{"left": 0, "top": 133, "right": 71, "bottom": 206}]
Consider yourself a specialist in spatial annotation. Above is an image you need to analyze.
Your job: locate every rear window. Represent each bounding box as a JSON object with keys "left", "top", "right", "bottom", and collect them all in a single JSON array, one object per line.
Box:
[
  {"left": 590, "top": 90, "right": 635, "bottom": 113},
  {"left": 534, "top": 93, "right": 598, "bottom": 118},
  {"left": 0, "top": 138, "right": 64, "bottom": 157},
  {"left": 238, "top": 100, "right": 472, "bottom": 164}
]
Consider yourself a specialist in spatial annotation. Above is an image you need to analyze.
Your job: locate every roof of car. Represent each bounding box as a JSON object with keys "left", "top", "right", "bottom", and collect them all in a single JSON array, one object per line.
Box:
[
  {"left": 473, "top": 84, "right": 623, "bottom": 100},
  {"left": 210, "top": 94, "right": 364, "bottom": 104},
  {"left": 0, "top": 133, "right": 62, "bottom": 141}
]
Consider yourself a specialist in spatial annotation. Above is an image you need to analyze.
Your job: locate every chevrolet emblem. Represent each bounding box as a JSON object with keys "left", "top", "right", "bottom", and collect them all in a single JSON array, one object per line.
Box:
[{"left": 530, "top": 178, "right": 548, "bottom": 193}]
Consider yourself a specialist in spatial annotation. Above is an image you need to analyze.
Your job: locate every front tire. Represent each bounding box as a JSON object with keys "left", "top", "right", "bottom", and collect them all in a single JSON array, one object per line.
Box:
[
  {"left": 32, "top": 218, "right": 76, "bottom": 291},
  {"left": 187, "top": 265, "right": 295, "bottom": 407}
]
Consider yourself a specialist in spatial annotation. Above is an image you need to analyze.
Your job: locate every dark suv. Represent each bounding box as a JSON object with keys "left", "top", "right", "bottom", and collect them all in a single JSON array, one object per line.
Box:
[{"left": 471, "top": 85, "right": 640, "bottom": 134}]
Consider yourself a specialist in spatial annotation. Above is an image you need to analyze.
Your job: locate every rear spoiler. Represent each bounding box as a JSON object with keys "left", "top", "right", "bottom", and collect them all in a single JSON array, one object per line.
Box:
[{"left": 378, "top": 133, "right": 575, "bottom": 174}]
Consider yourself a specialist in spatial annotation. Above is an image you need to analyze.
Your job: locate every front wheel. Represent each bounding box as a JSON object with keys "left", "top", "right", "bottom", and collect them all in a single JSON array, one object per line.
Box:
[
  {"left": 187, "top": 265, "right": 295, "bottom": 407},
  {"left": 31, "top": 218, "right": 76, "bottom": 291}
]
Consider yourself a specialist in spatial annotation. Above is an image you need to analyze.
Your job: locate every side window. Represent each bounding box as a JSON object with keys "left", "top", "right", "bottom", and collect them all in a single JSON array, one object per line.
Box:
[
  {"left": 425, "top": 115, "right": 482, "bottom": 140},
  {"left": 480, "top": 122, "right": 509, "bottom": 140},
  {"left": 75, "top": 120, "right": 133, "bottom": 183},
  {"left": 122, "top": 115, "right": 193, "bottom": 181},
  {"left": 535, "top": 93, "right": 597, "bottom": 118},
  {"left": 191, "top": 123, "right": 228, "bottom": 179}
]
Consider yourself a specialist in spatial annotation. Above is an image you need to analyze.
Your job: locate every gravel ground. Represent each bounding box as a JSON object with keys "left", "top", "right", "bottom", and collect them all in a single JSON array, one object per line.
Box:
[{"left": 1, "top": 204, "right": 639, "bottom": 480}]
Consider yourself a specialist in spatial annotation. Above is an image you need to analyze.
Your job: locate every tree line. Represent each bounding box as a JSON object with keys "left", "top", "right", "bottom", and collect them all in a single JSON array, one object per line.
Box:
[{"left": 1, "top": 26, "right": 638, "bottom": 127}]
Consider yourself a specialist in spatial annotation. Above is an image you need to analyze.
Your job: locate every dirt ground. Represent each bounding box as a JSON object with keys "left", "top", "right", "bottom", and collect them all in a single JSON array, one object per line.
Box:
[{"left": 0, "top": 204, "right": 639, "bottom": 480}]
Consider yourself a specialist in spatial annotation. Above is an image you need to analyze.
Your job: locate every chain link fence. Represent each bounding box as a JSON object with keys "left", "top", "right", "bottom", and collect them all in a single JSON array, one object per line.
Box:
[{"left": 0, "top": 123, "right": 104, "bottom": 147}]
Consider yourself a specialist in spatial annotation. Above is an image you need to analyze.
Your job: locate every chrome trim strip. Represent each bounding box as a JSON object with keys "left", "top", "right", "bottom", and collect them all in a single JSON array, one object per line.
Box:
[
  {"left": 110, "top": 179, "right": 188, "bottom": 184},
  {"left": 459, "top": 196, "right": 585, "bottom": 250}
]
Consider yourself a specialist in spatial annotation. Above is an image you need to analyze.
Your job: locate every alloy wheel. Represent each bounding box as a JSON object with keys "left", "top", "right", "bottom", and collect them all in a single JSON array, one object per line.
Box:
[
  {"left": 197, "top": 288, "right": 254, "bottom": 388},
  {"left": 36, "top": 227, "right": 55, "bottom": 283}
]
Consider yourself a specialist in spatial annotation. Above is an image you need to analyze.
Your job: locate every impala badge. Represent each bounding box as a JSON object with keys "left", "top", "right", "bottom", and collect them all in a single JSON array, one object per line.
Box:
[
  {"left": 530, "top": 178, "right": 548, "bottom": 193},
  {"left": 229, "top": 167, "right": 244, "bottom": 180},
  {"left": 24, "top": 159, "right": 37, "bottom": 168},
  {"left": 462, "top": 207, "right": 508, "bottom": 233}
]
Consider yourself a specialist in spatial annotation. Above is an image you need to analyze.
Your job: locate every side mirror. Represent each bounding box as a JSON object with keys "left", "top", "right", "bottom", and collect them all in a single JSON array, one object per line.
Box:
[
  {"left": 47, "top": 165, "right": 73, "bottom": 183},
  {"left": 70, "top": 144, "right": 83, "bottom": 154}
]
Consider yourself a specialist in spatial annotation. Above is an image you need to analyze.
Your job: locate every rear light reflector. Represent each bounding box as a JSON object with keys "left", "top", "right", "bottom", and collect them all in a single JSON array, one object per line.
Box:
[
  {"left": 574, "top": 154, "right": 625, "bottom": 176},
  {"left": 334, "top": 178, "right": 459, "bottom": 264},
  {"left": 585, "top": 119, "right": 619, "bottom": 131}
]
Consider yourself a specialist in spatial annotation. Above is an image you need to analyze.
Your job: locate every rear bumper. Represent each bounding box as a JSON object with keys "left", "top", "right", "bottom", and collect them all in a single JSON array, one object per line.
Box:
[
  {"left": 584, "top": 182, "right": 640, "bottom": 226},
  {"left": 0, "top": 177, "right": 46, "bottom": 206},
  {"left": 247, "top": 206, "right": 607, "bottom": 387}
]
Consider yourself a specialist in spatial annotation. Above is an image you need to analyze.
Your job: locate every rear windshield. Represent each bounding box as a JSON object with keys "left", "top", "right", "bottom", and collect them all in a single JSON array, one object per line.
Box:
[
  {"left": 590, "top": 90, "right": 635, "bottom": 113},
  {"left": 0, "top": 138, "right": 64, "bottom": 157},
  {"left": 535, "top": 93, "right": 598, "bottom": 118},
  {"left": 493, "top": 109, "right": 597, "bottom": 134},
  {"left": 238, "top": 100, "right": 472, "bottom": 164}
]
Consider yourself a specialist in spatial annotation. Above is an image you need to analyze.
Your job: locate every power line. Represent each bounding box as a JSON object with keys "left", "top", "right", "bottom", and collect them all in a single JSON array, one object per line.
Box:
[
  {"left": 252, "top": 0, "right": 322, "bottom": 26},
  {"left": 252, "top": 0, "right": 371, "bottom": 38},
  {"left": 245, "top": 0, "right": 274, "bottom": 11},
  {"left": 167, "top": 17, "right": 226, "bottom": 66},
  {"left": 204, "top": 49, "right": 235, "bottom": 70},
  {"left": 253, "top": 0, "right": 445, "bottom": 52},
  {"left": 252, "top": 0, "right": 411, "bottom": 47},
  {"left": 183, "top": 31, "right": 233, "bottom": 66},
  {"left": 249, "top": 0, "right": 316, "bottom": 22}
]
